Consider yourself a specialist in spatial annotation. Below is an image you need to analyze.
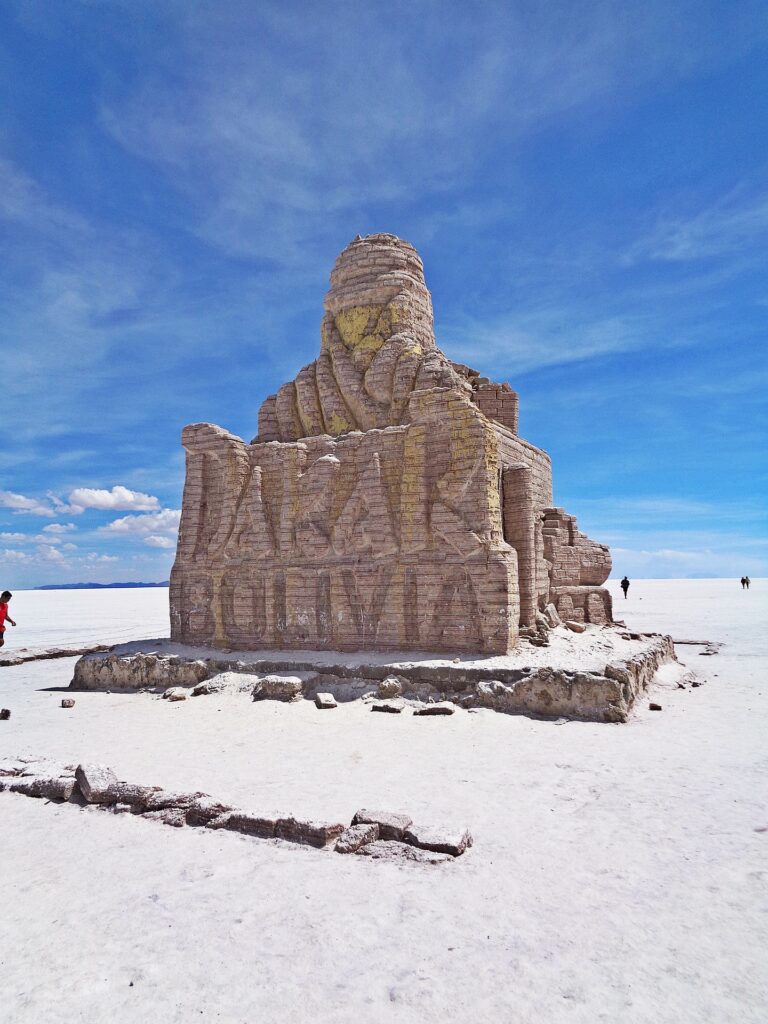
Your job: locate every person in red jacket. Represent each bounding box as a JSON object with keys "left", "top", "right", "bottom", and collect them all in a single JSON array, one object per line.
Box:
[{"left": 0, "top": 591, "right": 17, "bottom": 647}]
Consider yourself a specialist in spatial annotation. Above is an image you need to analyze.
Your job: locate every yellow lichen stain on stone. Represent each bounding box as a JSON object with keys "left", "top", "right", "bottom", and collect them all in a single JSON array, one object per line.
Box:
[{"left": 326, "top": 412, "right": 351, "bottom": 435}]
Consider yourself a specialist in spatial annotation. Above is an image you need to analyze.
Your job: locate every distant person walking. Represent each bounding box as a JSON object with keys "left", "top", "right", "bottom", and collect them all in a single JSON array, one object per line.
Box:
[
  {"left": 741, "top": 576, "right": 747, "bottom": 589},
  {"left": 620, "top": 576, "right": 630, "bottom": 599},
  {"left": 745, "top": 576, "right": 751, "bottom": 590},
  {"left": 0, "top": 591, "right": 17, "bottom": 648}
]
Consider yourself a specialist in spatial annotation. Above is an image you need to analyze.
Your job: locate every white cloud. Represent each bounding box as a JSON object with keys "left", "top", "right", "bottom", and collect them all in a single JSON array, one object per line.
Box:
[
  {"left": 0, "top": 532, "right": 28, "bottom": 543},
  {"left": 42, "top": 522, "right": 76, "bottom": 533},
  {"left": 36, "top": 545, "right": 67, "bottom": 563},
  {"left": 100, "top": 509, "right": 181, "bottom": 536},
  {"left": 0, "top": 549, "right": 31, "bottom": 562},
  {"left": 144, "top": 534, "right": 176, "bottom": 549},
  {"left": 85, "top": 553, "right": 119, "bottom": 563},
  {"left": 0, "top": 490, "right": 56, "bottom": 517},
  {"left": 628, "top": 190, "right": 768, "bottom": 264},
  {"left": 67, "top": 486, "right": 160, "bottom": 514}
]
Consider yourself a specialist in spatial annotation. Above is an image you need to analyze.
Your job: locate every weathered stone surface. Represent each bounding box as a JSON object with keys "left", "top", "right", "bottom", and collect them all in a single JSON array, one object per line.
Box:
[
  {"left": 144, "top": 790, "right": 207, "bottom": 811},
  {"left": 61, "top": 698, "right": 75, "bottom": 709},
  {"left": 275, "top": 817, "right": 346, "bottom": 848},
  {"left": 163, "top": 686, "right": 190, "bottom": 701},
  {"left": 71, "top": 651, "right": 209, "bottom": 691},
  {"left": 564, "top": 620, "right": 587, "bottom": 633},
  {"left": 75, "top": 763, "right": 118, "bottom": 803},
  {"left": 355, "top": 840, "right": 453, "bottom": 864},
  {"left": 142, "top": 807, "right": 186, "bottom": 827},
  {"left": 543, "top": 603, "right": 561, "bottom": 628},
  {"left": 376, "top": 676, "right": 404, "bottom": 698},
  {"left": 314, "top": 692, "right": 337, "bottom": 709},
  {"left": 352, "top": 808, "right": 412, "bottom": 841},
  {"left": 208, "top": 810, "right": 283, "bottom": 839},
  {"left": 192, "top": 671, "right": 260, "bottom": 696},
  {"left": 169, "top": 233, "right": 611, "bottom": 655},
  {"left": 370, "top": 700, "right": 402, "bottom": 714},
  {"left": 105, "top": 783, "right": 161, "bottom": 810},
  {"left": 404, "top": 823, "right": 473, "bottom": 856},
  {"left": 335, "top": 823, "right": 380, "bottom": 854},
  {"left": 413, "top": 702, "right": 455, "bottom": 716},
  {"left": 10, "top": 776, "right": 75, "bottom": 801},
  {"left": 186, "top": 797, "right": 234, "bottom": 826},
  {"left": 252, "top": 674, "right": 306, "bottom": 702}
]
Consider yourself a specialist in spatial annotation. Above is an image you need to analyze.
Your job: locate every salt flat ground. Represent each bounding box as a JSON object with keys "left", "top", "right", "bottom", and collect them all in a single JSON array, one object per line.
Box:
[{"left": 0, "top": 579, "right": 766, "bottom": 1024}]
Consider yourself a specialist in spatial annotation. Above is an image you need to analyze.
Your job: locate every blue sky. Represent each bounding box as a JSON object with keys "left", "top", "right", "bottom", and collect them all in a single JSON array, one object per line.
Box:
[{"left": 1, "top": 0, "right": 767, "bottom": 588}]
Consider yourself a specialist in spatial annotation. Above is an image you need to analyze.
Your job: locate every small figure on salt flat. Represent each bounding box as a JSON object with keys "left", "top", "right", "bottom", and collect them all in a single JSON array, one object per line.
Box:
[
  {"left": 745, "top": 576, "right": 751, "bottom": 590},
  {"left": 620, "top": 576, "right": 630, "bottom": 599},
  {"left": 0, "top": 591, "right": 17, "bottom": 648}
]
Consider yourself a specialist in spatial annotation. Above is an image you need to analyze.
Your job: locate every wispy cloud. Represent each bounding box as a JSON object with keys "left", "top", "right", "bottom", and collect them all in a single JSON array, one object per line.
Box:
[
  {"left": 626, "top": 187, "right": 768, "bottom": 264},
  {"left": 0, "top": 490, "right": 56, "bottom": 517}
]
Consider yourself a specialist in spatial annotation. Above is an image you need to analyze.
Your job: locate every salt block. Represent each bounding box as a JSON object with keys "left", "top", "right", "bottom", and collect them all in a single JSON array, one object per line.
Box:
[
  {"left": 413, "top": 703, "right": 455, "bottom": 716},
  {"left": 76, "top": 763, "right": 118, "bottom": 803},
  {"left": 315, "top": 692, "right": 337, "bottom": 709},
  {"left": 404, "top": 823, "right": 473, "bottom": 856},
  {"left": 10, "top": 776, "right": 75, "bottom": 801},
  {"left": 142, "top": 807, "right": 186, "bottom": 827},
  {"left": 335, "top": 823, "right": 380, "bottom": 854},
  {"left": 61, "top": 698, "right": 75, "bottom": 709},
  {"left": 186, "top": 797, "right": 234, "bottom": 827},
  {"left": 565, "top": 620, "right": 587, "bottom": 633},
  {"left": 162, "top": 686, "right": 189, "bottom": 701},
  {"left": 252, "top": 675, "right": 305, "bottom": 702},
  {"left": 355, "top": 840, "right": 453, "bottom": 864},
  {"left": 275, "top": 817, "right": 346, "bottom": 848},
  {"left": 352, "top": 808, "right": 412, "bottom": 841}
]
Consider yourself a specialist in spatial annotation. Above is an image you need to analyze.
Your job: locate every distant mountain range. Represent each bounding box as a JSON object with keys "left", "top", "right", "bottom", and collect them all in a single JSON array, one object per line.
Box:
[{"left": 35, "top": 581, "right": 170, "bottom": 591}]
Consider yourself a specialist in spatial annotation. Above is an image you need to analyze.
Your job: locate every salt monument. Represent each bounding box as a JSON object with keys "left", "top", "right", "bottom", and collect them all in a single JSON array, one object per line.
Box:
[{"left": 170, "top": 233, "right": 611, "bottom": 655}]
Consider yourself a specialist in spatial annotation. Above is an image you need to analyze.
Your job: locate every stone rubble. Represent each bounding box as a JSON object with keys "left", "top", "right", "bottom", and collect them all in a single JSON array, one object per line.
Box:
[
  {"left": 352, "top": 808, "right": 413, "bottom": 841},
  {"left": 314, "top": 692, "right": 338, "bottom": 709},
  {"left": 335, "top": 823, "right": 380, "bottom": 854},
  {"left": 2, "top": 757, "right": 475, "bottom": 863},
  {"left": 75, "top": 763, "right": 118, "bottom": 803}
]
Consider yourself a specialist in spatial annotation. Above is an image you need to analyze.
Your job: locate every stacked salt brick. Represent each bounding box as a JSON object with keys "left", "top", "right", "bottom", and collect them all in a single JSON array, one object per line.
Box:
[{"left": 170, "top": 233, "right": 612, "bottom": 655}]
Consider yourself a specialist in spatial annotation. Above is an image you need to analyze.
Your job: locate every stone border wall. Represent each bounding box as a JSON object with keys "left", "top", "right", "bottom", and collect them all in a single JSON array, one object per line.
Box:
[
  {"left": 71, "top": 634, "right": 675, "bottom": 723},
  {"left": 0, "top": 759, "right": 471, "bottom": 865}
]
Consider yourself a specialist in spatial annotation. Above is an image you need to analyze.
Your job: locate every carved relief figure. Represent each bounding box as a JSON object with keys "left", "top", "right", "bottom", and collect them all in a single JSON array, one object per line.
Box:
[{"left": 170, "top": 233, "right": 611, "bottom": 654}]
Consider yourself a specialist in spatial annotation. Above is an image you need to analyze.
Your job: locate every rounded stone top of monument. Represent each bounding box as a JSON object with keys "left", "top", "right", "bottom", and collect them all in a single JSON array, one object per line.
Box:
[{"left": 324, "top": 232, "right": 432, "bottom": 333}]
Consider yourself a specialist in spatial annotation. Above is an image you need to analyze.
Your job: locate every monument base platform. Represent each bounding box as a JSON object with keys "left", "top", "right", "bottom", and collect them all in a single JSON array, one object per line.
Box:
[{"left": 70, "top": 625, "right": 675, "bottom": 723}]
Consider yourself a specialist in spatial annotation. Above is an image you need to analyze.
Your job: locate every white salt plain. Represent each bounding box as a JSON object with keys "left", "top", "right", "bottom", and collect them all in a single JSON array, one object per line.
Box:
[{"left": 0, "top": 579, "right": 766, "bottom": 1023}]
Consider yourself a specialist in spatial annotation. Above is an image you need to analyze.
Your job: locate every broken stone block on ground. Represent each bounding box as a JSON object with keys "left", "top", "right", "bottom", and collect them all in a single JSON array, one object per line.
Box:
[
  {"left": 10, "top": 776, "right": 76, "bottom": 801},
  {"left": 162, "top": 686, "right": 190, "bottom": 701},
  {"left": 335, "top": 823, "right": 380, "bottom": 854},
  {"left": 274, "top": 817, "right": 346, "bottom": 849},
  {"left": 192, "top": 671, "right": 261, "bottom": 696},
  {"left": 355, "top": 840, "right": 453, "bottom": 864},
  {"left": 413, "top": 702, "right": 455, "bottom": 716},
  {"left": 403, "top": 823, "right": 473, "bottom": 857},
  {"left": 352, "top": 808, "right": 412, "bottom": 841},
  {"left": 75, "top": 763, "right": 118, "bottom": 803},
  {"left": 252, "top": 675, "right": 307, "bottom": 702},
  {"left": 370, "top": 700, "right": 402, "bottom": 714},
  {"left": 314, "top": 692, "right": 337, "bottom": 709},
  {"left": 142, "top": 807, "right": 186, "bottom": 827}
]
